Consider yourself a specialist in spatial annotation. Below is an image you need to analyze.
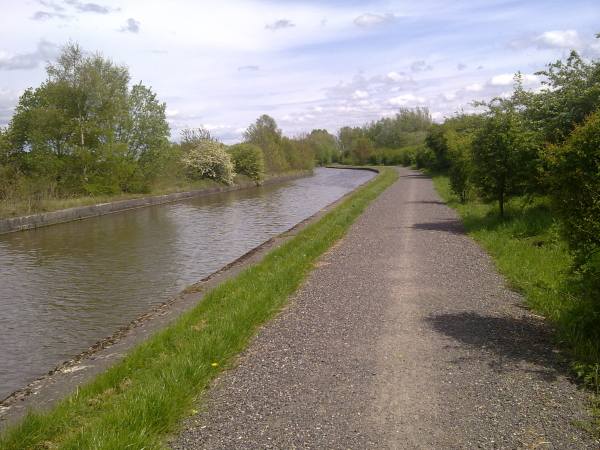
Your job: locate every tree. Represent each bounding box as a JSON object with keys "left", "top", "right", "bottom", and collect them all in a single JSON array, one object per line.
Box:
[
  {"left": 243, "top": 115, "right": 288, "bottom": 173},
  {"left": 182, "top": 141, "right": 235, "bottom": 185},
  {"left": 180, "top": 127, "right": 215, "bottom": 151},
  {"left": 308, "top": 129, "right": 338, "bottom": 165},
  {"left": 544, "top": 109, "right": 600, "bottom": 273},
  {"left": 125, "top": 82, "right": 170, "bottom": 161},
  {"left": 8, "top": 42, "right": 170, "bottom": 194},
  {"left": 526, "top": 51, "right": 600, "bottom": 144},
  {"left": 471, "top": 103, "right": 539, "bottom": 217},
  {"left": 228, "top": 143, "right": 265, "bottom": 182},
  {"left": 352, "top": 136, "right": 375, "bottom": 164}
]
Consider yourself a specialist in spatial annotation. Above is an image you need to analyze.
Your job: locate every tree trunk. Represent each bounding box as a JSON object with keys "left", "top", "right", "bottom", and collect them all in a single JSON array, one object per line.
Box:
[{"left": 499, "top": 189, "right": 504, "bottom": 218}]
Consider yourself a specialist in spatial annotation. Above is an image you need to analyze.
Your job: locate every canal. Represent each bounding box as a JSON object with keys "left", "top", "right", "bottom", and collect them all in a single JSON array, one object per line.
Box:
[{"left": 0, "top": 168, "right": 375, "bottom": 399}]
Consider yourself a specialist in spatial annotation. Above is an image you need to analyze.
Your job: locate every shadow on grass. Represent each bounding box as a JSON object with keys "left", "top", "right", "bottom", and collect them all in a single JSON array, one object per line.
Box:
[
  {"left": 425, "top": 311, "right": 572, "bottom": 382},
  {"left": 450, "top": 201, "right": 555, "bottom": 239}
]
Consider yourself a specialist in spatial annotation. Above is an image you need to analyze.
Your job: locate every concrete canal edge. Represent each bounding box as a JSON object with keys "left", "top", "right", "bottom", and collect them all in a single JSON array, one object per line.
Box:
[
  {"left": 0, "top": 171, "right": 312, "bottom": 235},
  {"left": 0, "top": 166, "right": 380, "bottom": 430}
]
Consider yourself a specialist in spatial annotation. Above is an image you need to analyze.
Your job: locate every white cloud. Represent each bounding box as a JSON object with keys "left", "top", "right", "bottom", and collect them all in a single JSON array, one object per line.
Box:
[
  {"left": 490, "top": 73, "right": 538, "bottom": 86},
  {"left": 386, "top": 71, "right": 409, "bottom": 82},
  {"left": 352, "top": 89, "right": 369, "bottom": 99},
  {"left": 388, "top": 94, "right": 425, "bottom": 106},
  {"left": 535, "top": 30, "right": 581, "bottom": 49},
  {"left": 353, "top": 13, "right": 396, "bottom": 28},
  {"left": 490, "top": 74, "right": 514, "bottom": 86},
  {"left": 465, "top": 83, "right": 483, "bottom": 92}
]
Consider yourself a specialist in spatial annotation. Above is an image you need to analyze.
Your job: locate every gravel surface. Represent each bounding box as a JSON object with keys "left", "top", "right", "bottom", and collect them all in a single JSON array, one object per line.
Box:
[{"left": 172, "top": 167, "right": 598, "bottom": 449}]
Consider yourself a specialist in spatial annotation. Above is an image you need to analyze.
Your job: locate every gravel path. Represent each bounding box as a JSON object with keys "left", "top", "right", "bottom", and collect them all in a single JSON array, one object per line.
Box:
[{"left": 172, "top": 167, "right": 598, "bottom": 449}]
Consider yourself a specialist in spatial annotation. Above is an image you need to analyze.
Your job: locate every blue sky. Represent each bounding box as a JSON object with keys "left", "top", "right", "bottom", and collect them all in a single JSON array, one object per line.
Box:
[{"left": 0, "top": 0, "right": 599, "bottom": 142}]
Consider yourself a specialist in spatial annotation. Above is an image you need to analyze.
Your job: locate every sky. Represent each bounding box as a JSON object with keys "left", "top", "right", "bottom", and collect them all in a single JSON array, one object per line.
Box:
[{"left": 0, "top": 1, "right": 599, "bottom": 143}]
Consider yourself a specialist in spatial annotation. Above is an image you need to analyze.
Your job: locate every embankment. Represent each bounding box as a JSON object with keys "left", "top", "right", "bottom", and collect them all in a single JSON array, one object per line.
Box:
[{"left": 0, "top": 171, "right": 311, "bottom": 235}]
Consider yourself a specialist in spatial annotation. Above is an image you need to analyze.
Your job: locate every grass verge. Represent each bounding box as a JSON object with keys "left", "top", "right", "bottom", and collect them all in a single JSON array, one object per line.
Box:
[
  {"left": 0, "top": 167, "right": 397, "bottom": 449},
  {"left": 432, "top": 174, "right": 600, "bottom": 435}
]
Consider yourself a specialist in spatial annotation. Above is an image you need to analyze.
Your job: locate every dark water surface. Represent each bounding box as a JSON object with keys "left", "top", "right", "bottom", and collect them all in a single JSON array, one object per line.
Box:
[{"left": 0, "top": 168, "right": 374, "bottom": 399}]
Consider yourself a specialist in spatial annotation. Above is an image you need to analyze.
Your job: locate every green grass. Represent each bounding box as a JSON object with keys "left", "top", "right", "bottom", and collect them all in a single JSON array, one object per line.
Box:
[
  {"left": 432, "top": 175, "right": 600, "bottom": 433},
  {"left": 0, "top": 167, "right": 397, "bottom": 450}
]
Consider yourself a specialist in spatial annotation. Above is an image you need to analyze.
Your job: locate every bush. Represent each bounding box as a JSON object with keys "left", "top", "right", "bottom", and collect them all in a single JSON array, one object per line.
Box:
[
  {"left": 446, "top": 129, "right": 474, "bottom": 203},
  {"left": 182, "top": 141, "right": 235, "bottom": 185},
  {"left": 228, "top": 143, "right": 265, "bottom": 182},
  {"left": 414, "top": 144, "right": 436, "bottom": 169},
  {"left": 545, "top": 109, "right": 600, "bottom": 278}
]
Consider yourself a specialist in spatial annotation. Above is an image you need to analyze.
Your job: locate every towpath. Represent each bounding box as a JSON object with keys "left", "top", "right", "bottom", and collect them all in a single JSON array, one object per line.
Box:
[{"left": 172, "top": 167, "right": 597, "bottom": 449}]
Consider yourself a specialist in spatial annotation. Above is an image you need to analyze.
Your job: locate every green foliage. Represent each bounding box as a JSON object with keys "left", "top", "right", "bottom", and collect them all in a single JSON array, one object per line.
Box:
[
  {"left": 544, "top": 109, "right": 600, "bottom": 284},
  {"left": 335, "top": 108, "right": 431, "bottom": 166},
  {"left": 471, "top": 103, "right": 539, "bottom": 216},
  {"left": 526, "top": 52, "right": 600, "bottom": 144},
  {"left": 365, "top": 107, "right": 432, "bottom": 148},
  {"left": 351, "top": 136, "right": 375, "bottom": 164},
  {"left": 414, "top": 144, "right": 435, "bottom": 169},
  {"left": 243, "top": 114, "right": 289, "bottom": 173},
  {"left": 307, "top": 129, "right": 338, "bottom": 165},
  {"left": 5, "top": 42, "right": 170, "bottom": 199},
  {"left": 446, "top": 129, "right": 474, "bottom": 203},
  {"left": 425, "top": 123, "right": 450, "bottom": 170},
  {"left": 182, "top": 141, "right": 235, "bottom": 185},
  {"left": 228, "top": 143, "right": 265, "bottom": 182},
  {"left": 280, "top": 136, "right": 315, "bottom": 171},
  {"left": 180, "top": 127, "right": 216, "bottom": 151}
]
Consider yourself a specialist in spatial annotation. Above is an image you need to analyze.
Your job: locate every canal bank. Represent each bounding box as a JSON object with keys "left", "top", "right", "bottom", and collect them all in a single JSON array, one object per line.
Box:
[
  {"left": 0, "top": 167, "right": 381, "bottom": 434},
  {"left": 0, "top": 171, "right": 312, "bottom": 235}
]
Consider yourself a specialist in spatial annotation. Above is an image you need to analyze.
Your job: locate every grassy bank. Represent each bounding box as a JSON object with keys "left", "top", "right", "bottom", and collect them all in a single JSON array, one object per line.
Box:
[
  {"left": 0, "top": 171, "right": 310, "bottom": 219},
  {"left": 432, "top": 175, "right": 600, "bottom": 432},
  {"left": 0, "top": 167, "right": 397, "bottom": 449}
]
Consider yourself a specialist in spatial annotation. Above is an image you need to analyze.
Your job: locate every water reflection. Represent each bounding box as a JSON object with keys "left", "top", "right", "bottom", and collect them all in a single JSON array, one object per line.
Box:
[{"left": 0, "top": 168, "right": 375, "bottom": 398}]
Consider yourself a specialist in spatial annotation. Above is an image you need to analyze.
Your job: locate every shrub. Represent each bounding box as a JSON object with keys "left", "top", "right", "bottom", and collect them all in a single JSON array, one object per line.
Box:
[
  {"left": 545, "top": 109, "right": 600, "bottom": 279},
  {"left": 228, "top": 143, "right": 265, "bottom": 182},
  {"left": 182, "top": 141, "right": 235, "bottom": 185},
  {"left": 414, "top": 144, "right": 436, "bottom": 169},
  {"left": 446, "top": 129, "right": 474, "bottom": 203}
]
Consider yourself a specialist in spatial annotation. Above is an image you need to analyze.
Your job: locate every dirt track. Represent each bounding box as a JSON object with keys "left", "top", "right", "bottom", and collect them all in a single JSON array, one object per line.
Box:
[{"left": 172, "top": 167, "right": 598, "bottom": 449}]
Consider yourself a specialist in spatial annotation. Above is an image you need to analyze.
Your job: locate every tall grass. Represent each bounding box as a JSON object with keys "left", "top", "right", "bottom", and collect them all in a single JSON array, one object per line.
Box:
[
  {"left": 0, "top": 168, "right": 397, "bottom": 449},
  {"left": 433, "top": 175, "right": 600, "bottom": 433}
]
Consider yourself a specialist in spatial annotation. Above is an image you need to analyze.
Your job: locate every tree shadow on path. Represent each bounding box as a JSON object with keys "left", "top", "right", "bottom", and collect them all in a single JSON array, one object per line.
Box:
[
  {"left": 425, "top": 312, "right": 574, "bottom": 383},
  {"left": 411, "top": 218, "right": 466, "bottom": 236}
]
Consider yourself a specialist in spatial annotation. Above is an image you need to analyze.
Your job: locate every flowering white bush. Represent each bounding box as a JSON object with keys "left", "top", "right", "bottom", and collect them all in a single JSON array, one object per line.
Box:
[{"left": 182, "top": 141, "right": 236, "bottom": 185}]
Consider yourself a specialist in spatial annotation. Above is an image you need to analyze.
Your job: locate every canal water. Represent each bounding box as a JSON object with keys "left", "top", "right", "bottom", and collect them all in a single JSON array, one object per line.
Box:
[{"left": 0, "top": 168, "right": 375, "bottom": 399}]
